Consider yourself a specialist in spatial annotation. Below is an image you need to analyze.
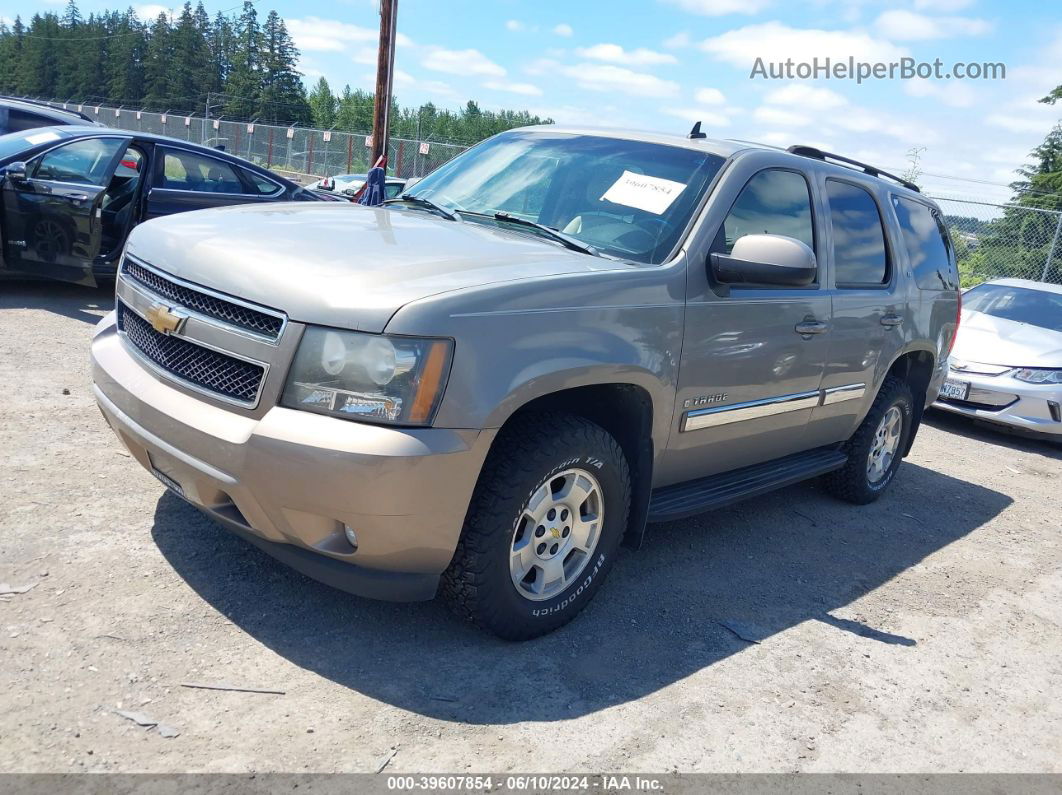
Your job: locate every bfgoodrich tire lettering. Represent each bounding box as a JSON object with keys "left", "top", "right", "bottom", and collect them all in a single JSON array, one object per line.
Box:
[
  {"left": 442, "top": 412, "right": 631, "bottom": 640},
  {"left": 824, "top": 375, "right": 914, "bottom": 505}
]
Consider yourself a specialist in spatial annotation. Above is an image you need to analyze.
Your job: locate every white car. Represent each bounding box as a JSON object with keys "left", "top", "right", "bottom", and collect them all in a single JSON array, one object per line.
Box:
[
  {"left": 934, "top": 278, "right": 1062, "bottom": 439},
  {"left": 306, "top": 173, "right": 407, "bottom": 199}
]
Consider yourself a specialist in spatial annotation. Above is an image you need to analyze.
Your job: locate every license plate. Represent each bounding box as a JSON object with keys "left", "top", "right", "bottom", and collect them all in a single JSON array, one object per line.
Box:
[
  {"left": 940, "top": 379, "right": 970, "bottom": 401},
  {"left": 148, "top": 454, "right": 185, "bottom": 496}
]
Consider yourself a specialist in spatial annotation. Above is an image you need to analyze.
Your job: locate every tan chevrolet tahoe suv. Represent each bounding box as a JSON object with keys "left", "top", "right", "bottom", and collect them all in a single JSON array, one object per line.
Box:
[{"left": 92, "top": 127, "right": 960, "bottom": 639}]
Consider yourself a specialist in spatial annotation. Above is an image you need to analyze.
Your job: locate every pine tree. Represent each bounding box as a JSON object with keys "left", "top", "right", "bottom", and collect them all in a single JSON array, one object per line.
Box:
[
  {"left": 307, "top": 76, "right": 337, "bottom": 128},
  {"left": 141, "top": 12, "right": 174, "bottom": 110},
  {"left": 257, "top": 10, "right": 309, "bottom": 124},
  {"left": 171, "top": 2, "right": 210, "bottom": 111},
  {"left": 106, "top": 9, "right": 147, "bottom": 104},
  {"left": 223, "top": 1, "right": 262, "bottom": 119}
]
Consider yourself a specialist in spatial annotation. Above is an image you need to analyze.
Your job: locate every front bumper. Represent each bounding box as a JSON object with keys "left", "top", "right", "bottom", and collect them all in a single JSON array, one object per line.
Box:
[
  {"left": 92, "top": 312, "right": 495, "bottom": 601},
  {"left": 932, "top": 365, "right": 1062, "bottom": 438}
]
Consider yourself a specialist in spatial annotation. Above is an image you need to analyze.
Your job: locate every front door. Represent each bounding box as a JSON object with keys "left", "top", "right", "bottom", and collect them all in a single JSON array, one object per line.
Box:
[
  {"left": 658, "top": 166, "right": 831, "bottom": 485},
  {"left": 2, "top": 135, "right": 129, "bottom": 285}
]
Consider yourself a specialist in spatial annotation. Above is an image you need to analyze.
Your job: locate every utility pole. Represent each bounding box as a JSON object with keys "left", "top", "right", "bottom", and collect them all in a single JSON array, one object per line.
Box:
[{"left": 370, "top": 0, "right": 398, "bottom": 168}]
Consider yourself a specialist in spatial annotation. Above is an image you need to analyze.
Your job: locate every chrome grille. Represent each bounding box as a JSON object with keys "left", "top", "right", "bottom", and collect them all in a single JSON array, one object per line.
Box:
[
  {"left": 117, "top": 302, "right": 265, "bottom": 404},
  {"left": 122, "top": 258, "right": 283, "bottom": 339}
]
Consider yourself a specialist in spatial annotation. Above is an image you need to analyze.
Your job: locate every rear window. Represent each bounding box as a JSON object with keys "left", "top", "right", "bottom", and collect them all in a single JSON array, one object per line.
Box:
[
  {"left": 893, "top": 196, "right": 958, "bottom": 290},
  {"left": 827, "top": 180, "right": 889, "bottom": 286}
]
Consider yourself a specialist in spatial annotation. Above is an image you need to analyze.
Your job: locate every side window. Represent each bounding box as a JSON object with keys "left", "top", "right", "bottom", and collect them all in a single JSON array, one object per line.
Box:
[
  {"left": 160, "top": 149, "right": 245, "bottom": 194},
  {"left": 826, "top": 180, "right": 889, "bottom": 286},
  {"left": 720, "top": 168, "right": 815, "bottom": 255},
  {"left": 241, "top": 168, "right": 282, "bottom": 196},
  {"left": 33, "top": 138, "right": 125, "bottom": 185},
  {"left": 8, "top": 109, "right": 53, "bottom": 133},
  {"left": 892, "top": 196, "right": 958, "bottom": 290}
]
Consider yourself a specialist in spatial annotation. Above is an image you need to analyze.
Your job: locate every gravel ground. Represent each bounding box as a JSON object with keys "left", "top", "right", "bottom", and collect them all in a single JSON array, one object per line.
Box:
[{"left": 1, "top": 281, "right": 1060, "bottom": 774}]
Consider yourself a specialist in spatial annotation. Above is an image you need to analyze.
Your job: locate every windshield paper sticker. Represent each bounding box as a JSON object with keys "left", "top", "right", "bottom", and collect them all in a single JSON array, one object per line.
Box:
[
  {"left": 600, "top": 170, "right": 687, "bottom": 215},
  {"left": 25, "top": 131, "right": 61, "bottom": 145}
]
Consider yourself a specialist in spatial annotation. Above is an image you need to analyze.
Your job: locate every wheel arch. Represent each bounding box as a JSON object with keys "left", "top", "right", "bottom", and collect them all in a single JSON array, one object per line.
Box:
[
  {"left": 487, "top": 381, "right": 656, "bottom": 551},
  {"left": 883, "top": 346, "right": 936, "bottom": 456}
]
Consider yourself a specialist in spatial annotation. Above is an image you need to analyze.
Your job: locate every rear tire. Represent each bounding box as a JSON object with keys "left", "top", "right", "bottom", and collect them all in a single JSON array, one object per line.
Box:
[
  {"left": 824, "top": 375, "right": 914, "bottom": 505},
  {"left": 442, "top": 412, "right": 630, "bottom": 640}
]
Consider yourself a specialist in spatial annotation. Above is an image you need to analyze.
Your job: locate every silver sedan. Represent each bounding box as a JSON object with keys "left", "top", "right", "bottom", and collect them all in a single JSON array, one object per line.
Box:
[{"left": 933, "top": 278, "right": 1062, "bottom": 439}]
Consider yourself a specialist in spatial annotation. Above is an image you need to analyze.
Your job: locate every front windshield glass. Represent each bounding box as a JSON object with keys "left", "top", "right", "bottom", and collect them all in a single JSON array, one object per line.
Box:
[
  {"left": 0, "top": 128, "right": 66, "bottom": 161},
  {"left": 406, "top": 130, "right": 726, "bottom": 264},
  {"left": 963, "top": 283, "right": 1062, "bottom": 333}
]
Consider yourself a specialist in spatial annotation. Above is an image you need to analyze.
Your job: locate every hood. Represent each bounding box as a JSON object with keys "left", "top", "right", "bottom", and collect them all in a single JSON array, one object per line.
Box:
[
  {"left": 125, "top": 202, "right": 631, "bottom": 332},
  {"left": 953, "top": 308, "right": 1062, "bottom": 368}
]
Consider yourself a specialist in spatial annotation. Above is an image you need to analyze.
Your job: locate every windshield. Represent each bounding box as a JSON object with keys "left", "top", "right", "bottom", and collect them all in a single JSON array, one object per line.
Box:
[
  {"left": 0, "top": 128, "right": 66, "bottom": 162},
  {"left": 963, "top": 283, "right": 1062, "bottom": 333},
  {"left": 406, "top": 130, "right": 725, "bottom": 264}
]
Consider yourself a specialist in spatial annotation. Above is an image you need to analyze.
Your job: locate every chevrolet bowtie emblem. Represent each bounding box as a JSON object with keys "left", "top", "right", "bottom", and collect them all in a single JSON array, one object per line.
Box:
[{"left": 146, "top": 302, "right": 186, "bottom": 335}]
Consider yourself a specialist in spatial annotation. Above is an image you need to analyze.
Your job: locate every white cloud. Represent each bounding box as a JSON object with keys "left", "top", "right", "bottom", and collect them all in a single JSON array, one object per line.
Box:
[
  {"left": 135, "top": 4, "right": 170, "bottom": 21},
  {"left": 288, "top": 17, "right": 376, "bottom": 52},
  {"left": 422, "top": 47, "right": 506, "bottom": 77},
  {"left": 694, "top": 87, "right": 727, "bottom": 105},
  {"left": 753, "top": 106, "right": 811, "bottom": 127},
  {"left": 561, "top": 63, "right": 680, "bottom": 97},
  {"left": 483, "top": 80, "right": 544, "bottom": 96},
  {"left": 903, "top": 80, "right": 979, "bottom": 107},
  {"left": 913, "top": 0, "right": 973, "bottom": 10},
  {"left": 763, "top": 83, "right": 846, "bottom": 110},
  {"left": 662, "top": 0, "right": 772, "bottom": 16},
  {"left": 575, "top": 43, "right": 677, "bottom": 66},
  {"left": 701, "top": 21, "right": 907, "bottom": 67},
  {"left": 663, "top": 32, "right": 691, "bottom": 49},
  {"left": 351, "top": 47, "right": 377, "bottom": 66},
  {"left": 553, "top": 23, "right": 574, "bottom": 37},
  {"left": 986, "top": 114, "right": 1059, "bottom": 134},
  {"left": 661, "top": 107, "right": 731, "bottom": 127},
  {"left": 505, "top": 20, "right": 524, "bottom": 32},
  {"left": 524, "top": 58, "right": 562, "bottom": 76},
  {"left": 875, "top": 9, "right": 991, "bottom": 40}
]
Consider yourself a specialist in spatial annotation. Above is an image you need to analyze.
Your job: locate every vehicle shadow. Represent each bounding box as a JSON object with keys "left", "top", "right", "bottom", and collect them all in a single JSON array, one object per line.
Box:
[
  {"left": 151, "top": 462, "right": 1010, "bottom": 725},
  {"left": 0, "top": 279, "right": 113, "bottom": 324},
  {"left": 924, "top": 408, "right": 1062, "bottom": 461}
]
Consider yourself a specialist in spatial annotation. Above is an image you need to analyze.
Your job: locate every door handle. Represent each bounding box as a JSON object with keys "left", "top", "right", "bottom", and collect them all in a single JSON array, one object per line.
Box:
[
  {"left": 68, "top": 194, "right": 89, "bottom": 204},
  {"left": 794, "top": 319, "right": 829, "bottom": 336},
  {"left": 881, "top": 313, "right": 903, "bottom": 328}
]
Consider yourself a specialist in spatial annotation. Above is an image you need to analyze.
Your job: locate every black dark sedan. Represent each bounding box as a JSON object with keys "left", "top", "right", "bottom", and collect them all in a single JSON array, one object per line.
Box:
[{"left": 0, "top": 125, "right": 331, "bottom": 286}]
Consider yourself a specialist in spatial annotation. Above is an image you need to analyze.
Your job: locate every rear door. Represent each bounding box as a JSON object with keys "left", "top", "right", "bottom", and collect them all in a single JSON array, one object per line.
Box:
[
  {"left": 1, "top": 135, "right": 129, "bottom": 285},
  {"left": 807, "top": 177, "right": 908, "bottom": 443},
  {"left": 144, "top": 146, "right": 286, "bottom": 220}
]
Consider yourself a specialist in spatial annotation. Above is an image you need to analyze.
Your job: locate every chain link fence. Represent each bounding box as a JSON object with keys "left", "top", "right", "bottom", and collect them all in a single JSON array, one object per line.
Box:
[
  {"left": 930, "top": 196, "right": 1062, "bottom": 288},
  {"left": 41, "top": 100, "right": 468, "bottom": 182}
]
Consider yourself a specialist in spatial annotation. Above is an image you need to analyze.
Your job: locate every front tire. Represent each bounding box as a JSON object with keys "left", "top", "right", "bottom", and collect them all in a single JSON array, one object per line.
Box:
[
  {"left": 824, "top": 375, "right": 914, "bottom": 505},
  {"left": 442, "top": 412, "right": 631, "bottom": 640}
]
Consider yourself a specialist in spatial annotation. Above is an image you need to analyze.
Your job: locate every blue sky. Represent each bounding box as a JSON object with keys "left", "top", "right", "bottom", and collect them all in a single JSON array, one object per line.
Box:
[{"left": 4, "top": 0, "right": 1061, "bottom": 201}]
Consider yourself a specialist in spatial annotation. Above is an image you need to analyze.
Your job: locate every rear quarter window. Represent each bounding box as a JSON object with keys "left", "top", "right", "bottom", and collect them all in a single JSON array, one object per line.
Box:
[{"left": 892, "top": 196, "right": 959, "bottom": 291}]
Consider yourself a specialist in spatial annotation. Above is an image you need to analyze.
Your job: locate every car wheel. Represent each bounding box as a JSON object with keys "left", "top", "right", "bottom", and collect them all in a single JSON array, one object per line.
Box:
[
  {"left": 442, "top": 412, "right": 631, "bottom": 640},
  {"left": 824, "top": 375, "right": 914, "bottom": 505}
]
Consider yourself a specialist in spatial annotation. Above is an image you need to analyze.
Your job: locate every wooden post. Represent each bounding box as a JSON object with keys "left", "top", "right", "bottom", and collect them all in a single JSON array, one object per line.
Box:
[{"left": 371, "top": 0, "right": 398, "bottom": 168}]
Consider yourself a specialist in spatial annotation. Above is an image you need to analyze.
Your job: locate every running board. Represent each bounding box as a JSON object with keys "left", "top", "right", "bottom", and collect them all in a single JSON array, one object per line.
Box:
[{"left": 647, "top": 447, "right": 847, "bottom": 522}]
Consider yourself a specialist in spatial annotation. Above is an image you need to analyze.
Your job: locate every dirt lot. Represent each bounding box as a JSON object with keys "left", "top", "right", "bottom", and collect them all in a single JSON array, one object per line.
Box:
[{"left": 1, "top": 281, "right": 1060, "bottom": 774}]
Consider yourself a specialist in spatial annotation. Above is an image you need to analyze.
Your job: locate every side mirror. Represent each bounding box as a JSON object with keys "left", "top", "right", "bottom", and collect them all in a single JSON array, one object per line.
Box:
[
  {"left": 710, "top": 234, "right": 816, "bottom": 287},
  {"left": 2, "top": 161, "right": 28, "bottom": 183}
]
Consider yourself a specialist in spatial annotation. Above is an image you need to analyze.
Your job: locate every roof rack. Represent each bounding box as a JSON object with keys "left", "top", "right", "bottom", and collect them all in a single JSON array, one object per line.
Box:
[{"left": 786, "top": 144, "right": 920, "bottom": 193}]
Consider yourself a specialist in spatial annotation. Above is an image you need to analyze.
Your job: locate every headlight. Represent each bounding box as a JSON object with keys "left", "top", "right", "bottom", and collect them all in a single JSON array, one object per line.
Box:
[
  {"left": 1012, "top": 368, "right": 1062, "bottom": 385},
  {"left": 281, "top": 327, "right": 453, "bottom": 426}
]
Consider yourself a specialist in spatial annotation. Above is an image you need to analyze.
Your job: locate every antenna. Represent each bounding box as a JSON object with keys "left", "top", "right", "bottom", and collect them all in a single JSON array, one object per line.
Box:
[{"left": 688, "top": 121, "right": 707, "bottom": 139}]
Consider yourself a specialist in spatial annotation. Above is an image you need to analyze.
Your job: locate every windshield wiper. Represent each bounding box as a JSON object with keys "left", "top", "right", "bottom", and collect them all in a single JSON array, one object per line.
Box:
[
  {"left": 493, "top": 212, "right": 599, "bottom": 256},
  {"left": 383, "top": 194, "right": 460, "bottom": 221}
]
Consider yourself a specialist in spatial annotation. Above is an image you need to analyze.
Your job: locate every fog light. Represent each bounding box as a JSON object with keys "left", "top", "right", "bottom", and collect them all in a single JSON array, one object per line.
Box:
[{"left": 343, "top": 524, "right": 359, "bottom": 551}]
